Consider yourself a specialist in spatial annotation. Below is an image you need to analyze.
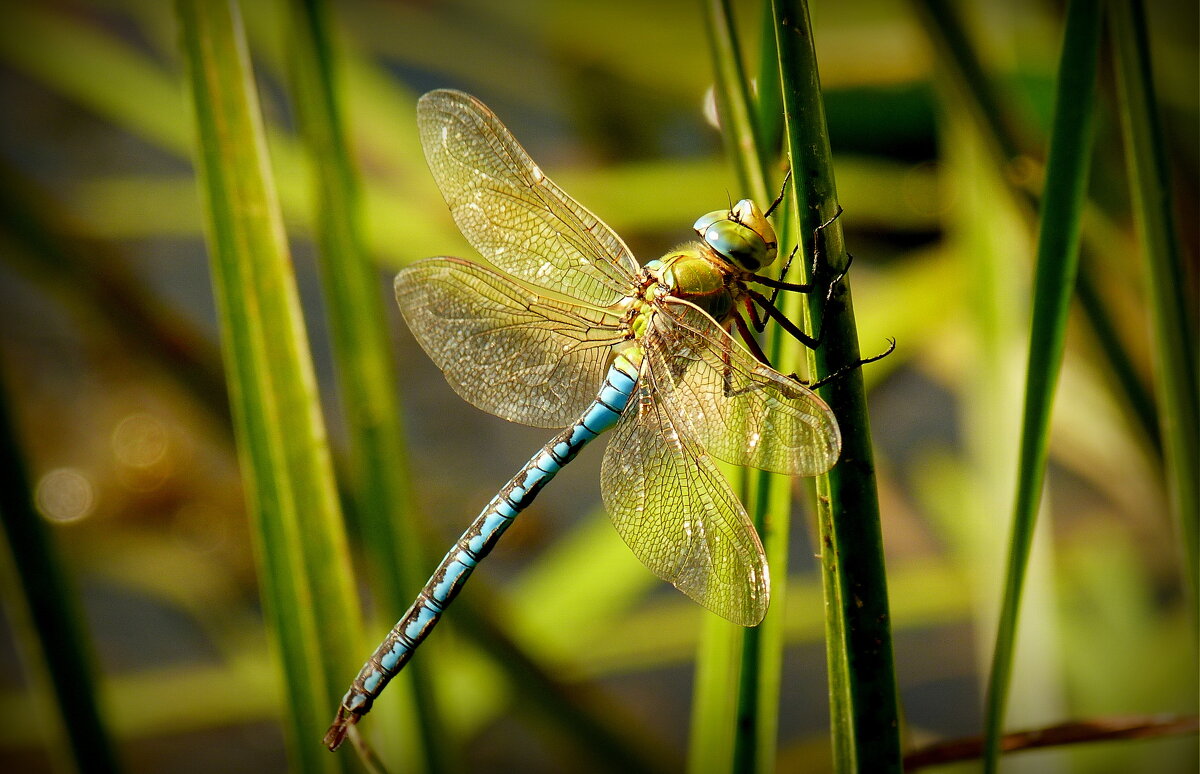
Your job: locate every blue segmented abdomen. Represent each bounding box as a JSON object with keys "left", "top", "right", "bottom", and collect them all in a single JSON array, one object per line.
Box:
[{"left": 324, "top": 353, "right": 640, "bottom": 750}]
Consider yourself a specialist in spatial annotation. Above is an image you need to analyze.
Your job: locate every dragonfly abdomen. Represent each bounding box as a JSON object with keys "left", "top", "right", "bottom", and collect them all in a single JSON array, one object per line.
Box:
[{"left": 324, "top": 354, "right": 640, "bottom": 750}]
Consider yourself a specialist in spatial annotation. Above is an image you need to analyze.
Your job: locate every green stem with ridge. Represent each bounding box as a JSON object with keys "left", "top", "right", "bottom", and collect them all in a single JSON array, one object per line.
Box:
[{"left": 773, "top": 0, "right": 901, "bottom": 771}]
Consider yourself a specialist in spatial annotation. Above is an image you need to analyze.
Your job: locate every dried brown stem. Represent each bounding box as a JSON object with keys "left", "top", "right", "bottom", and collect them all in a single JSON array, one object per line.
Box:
[{"left": 904, "top": 714, "right": 1199, "bottom": 771}]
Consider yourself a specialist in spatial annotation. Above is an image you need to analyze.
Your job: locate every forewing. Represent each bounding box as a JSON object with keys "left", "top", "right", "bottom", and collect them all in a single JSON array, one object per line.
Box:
[
  {"left": 600, "top": 381, "right": 769, "bottom": 626},
  {"left": 396, "top": 257, "right": 624, "bottom": 428},
  {"left": 648, "top": 300, "right": 841, "bottom": 476},
  {"left": 418, "top": 90, "right": 640, "bottom": 307}
]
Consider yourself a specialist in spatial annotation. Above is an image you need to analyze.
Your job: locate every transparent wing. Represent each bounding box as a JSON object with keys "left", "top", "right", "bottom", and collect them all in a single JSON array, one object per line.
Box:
[
  {"left": 646, "top": 300, "right": 841, "bottom": 476},
  {"left": 396, "top": 257, "right": 625, "bottom": 428},
  {"left": 600, "top": 380, "right": 769, "bottom": 626},
  {"left": 418, "top": 89, "right": 640, "bottom": 307}
]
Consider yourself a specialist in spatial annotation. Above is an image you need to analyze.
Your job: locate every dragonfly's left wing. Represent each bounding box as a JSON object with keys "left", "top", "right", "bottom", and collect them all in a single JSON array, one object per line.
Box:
[
  {"left": 600, "top": 380, "right": 769, "bottom": 626},
  {"left": 396, "top": 257, "right": 625, "bottom": 428},
  {"left": 647, "top": 300, "right": 841, "bottom": 477},
  {"left": 418, "top": 90, "right": 640, "bottom": 308}
]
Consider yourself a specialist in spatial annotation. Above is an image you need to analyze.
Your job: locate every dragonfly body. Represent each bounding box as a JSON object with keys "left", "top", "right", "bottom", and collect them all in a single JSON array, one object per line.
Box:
[{"left": 326, "top": 90, "right": 841, "bottom": 750}]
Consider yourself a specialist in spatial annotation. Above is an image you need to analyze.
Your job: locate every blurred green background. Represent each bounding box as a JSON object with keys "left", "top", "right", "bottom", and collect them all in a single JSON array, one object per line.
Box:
[{"left": 0, "top": 0, "right": 1195, "bottom": 772}]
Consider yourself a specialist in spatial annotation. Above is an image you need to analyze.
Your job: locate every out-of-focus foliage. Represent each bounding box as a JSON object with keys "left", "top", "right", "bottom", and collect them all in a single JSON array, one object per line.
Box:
[{"left": 0, "top": 0, "right": 1194, "bottom": 772}]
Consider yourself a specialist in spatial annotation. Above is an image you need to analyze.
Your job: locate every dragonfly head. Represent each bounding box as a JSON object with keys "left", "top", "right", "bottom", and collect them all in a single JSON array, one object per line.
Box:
[{"left": 693, "top": 199, "right": 778, "bottom": 272}]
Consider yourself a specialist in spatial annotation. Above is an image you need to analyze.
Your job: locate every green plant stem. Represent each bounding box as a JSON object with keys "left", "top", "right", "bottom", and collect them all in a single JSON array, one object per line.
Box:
[
  {"left": 982, "top": 1, "right": 1102, "bottom": 771},
  {"left": 1109, "top": 0, "right": 1199, "bottom": 614},
  {"left": 703, "top": 0, "right": 769, "bottom": 204},
  {"left": 910, "top": 0, "right": 1160, "bottom": 451},
  {"left": 285, "top": 1, "right": 445, "bottom": 769},
  {"left": 178, "top": 1, "right": 362, "bottom": 770},
  {"left": 772, "top": 1, "right": 901, "bottom": 771},
  {"left": 696, "top": 2, "right": 802, "bottom": 772},
  {"left": 753, "top": 2, "right": 784, "bottom": 162},
  {"left": 744, "top": 197, "right": 800, "bottom": 774},
  {"left": 694, "top": 2, "right": 777, "bottom": 773},
  {"left": 0, "top": 381, "right": 121, "bottom": 773}
]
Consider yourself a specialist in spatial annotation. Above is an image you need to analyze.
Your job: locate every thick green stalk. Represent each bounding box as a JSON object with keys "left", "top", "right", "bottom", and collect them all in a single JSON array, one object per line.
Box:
[
  {"left": 178, "top": 1, "right": 362, "bottom": 770},
  {"left": 285, "top": 1, "right": 445, "bottom": 769},
  {"left": 982, "top": 1, "right": 1102, "bottom": 770},
  {"left": 0, "top": 383, "right": 121, "bottom": 773},
  {"left": 772, "top": 1, "right": 901, "bottom": 771},
  {"left": 1109, "top": 0, "right": 1199, "bottom": 613}
]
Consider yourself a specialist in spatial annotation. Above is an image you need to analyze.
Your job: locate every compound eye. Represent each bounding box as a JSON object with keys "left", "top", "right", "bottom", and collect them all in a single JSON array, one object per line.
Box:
[
  {"left": 731, "top": 199, "right": 777, "bottom": 255},
  {"left": 701, "top": 221, "right": 764, "bottom": 271},
  {"left": 731, "top": 199, "right": 758, "bottom": 225},
  {"left": 694, "top": 199, "right": 778, "bottom": 270}
]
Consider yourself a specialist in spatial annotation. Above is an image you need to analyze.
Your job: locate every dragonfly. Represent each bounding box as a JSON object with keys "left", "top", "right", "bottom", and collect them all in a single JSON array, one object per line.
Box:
[{"left": 325, "top": 89, "right": 847, "bottom": 750}]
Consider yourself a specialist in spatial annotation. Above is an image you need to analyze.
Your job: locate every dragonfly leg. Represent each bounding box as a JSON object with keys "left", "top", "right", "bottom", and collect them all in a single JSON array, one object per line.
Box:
[
  {"left": 763, "top": 169, "right": 793, "bottom": 218},
  {"left": 765, "top": 245, "right": 804, "bottom": 310},
  {"left": 753, "top": 204, "right": 845, "bottom": 291},
  {"left": 720, "top": 313, "right": 782, "bottom": 399},
  {"left": 745, "top": 205, "right": 850, "bottom": 337},
  {"left": 760, "top": 177, "right": 840, "bottom": 281},
  {"left": 730, "top": 309, "right": 774, "bottom": 369},
  {"left": 746, "top": 287, "right": 822, "bottom": 349},
  {"left": 791, "top": 337, "right": 896, "bottom": 391},
  {"left": 740, "top": 282, "right": 893, "bottom": 393},
  {"left": 741, "top": 203, "right": 893, "bottom": 392},
  {"left": 746, "top": 251, "right": 813, "bottom": 295},
  {"left": 743, "top": 292, "right": 771, "bottom": 337}
]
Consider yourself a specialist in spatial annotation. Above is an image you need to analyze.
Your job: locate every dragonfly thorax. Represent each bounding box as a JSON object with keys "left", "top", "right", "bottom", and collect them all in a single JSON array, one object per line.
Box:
[
  {"left": 693, "top": 199, "right": 778, "bottom": 272},
  {"left": 644, "top": 247, "right": 736, "bottom": 324}
]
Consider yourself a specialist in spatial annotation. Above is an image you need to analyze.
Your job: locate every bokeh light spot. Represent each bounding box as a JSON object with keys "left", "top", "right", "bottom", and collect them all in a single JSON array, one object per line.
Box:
[{"left": 35, "top": 468, "right": 95, "bottom": 523}]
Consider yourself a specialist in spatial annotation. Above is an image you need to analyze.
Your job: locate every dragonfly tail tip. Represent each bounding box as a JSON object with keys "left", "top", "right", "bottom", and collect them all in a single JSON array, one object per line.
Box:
[{"left": 323, "top": 710, "right": 355, "bottom": 751}]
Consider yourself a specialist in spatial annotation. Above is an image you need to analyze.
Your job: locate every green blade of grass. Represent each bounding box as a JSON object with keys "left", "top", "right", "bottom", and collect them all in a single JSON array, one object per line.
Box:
[
  {"left": 0, "top": 382, "right": 121, "bottom": 774},
  {"left": 1109, "top": 0, "right": 1199, "bottom": 612},
  {"left": 747, "top": 190, "right": 802, "bottom": 774},
  {"left": 693, "top": 3, "right": 797, "bottom": 772},
  {"left": 982, "top": 1, "right": 1103, "bottom": 771},
  {"left": 938, "top": 79, "right": 1069, "bottom": 745},
  {"left": 691, "top": 2, "right": 761, "bottom": 773},
  {"left": 752, "top": 3, "right": 784, "bottom": 162},
  {"left": 703, "top": 0, "right": 770, "bottom": 203},
  {"left": 0, "top": 3, "right": 189, "bottom": 156},
  {"left": 284, "top": 1, "right": 446, "bottom": 770},
  {"left": 177, "top": 1, "right": 362, "bottom": 770},
  {"left": 689, "top": 4, "right": 744, "bottom": 767},
  {"left": 281, "top": 7, "right": 674, "bottom": 769},
  {"left": 772, "top": 1, "right": 902, "bottom": 771},
  {"left": 910, "top": 0, "right": 1161, "bottom": 452}
]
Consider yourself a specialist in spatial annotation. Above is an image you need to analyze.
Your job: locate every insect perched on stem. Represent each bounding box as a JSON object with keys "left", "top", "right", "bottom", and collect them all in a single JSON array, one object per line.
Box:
[{"left": 326, "top": 90, "right": 883, "bottom": 750}]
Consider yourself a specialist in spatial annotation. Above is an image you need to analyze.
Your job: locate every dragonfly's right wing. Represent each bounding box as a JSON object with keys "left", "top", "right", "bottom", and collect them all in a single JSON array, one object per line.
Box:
[
  {"left": 649, "top": 300, "right": 841, "bottom": 477},
  {"left": 418, "top": 90, "right": 641, "bottom": 308},
  {"left": 396, "top": 258, "right": 624, "bottom": 428},
  {"left": 600, "top": 379, "right": 770, "bottom": 627}
]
